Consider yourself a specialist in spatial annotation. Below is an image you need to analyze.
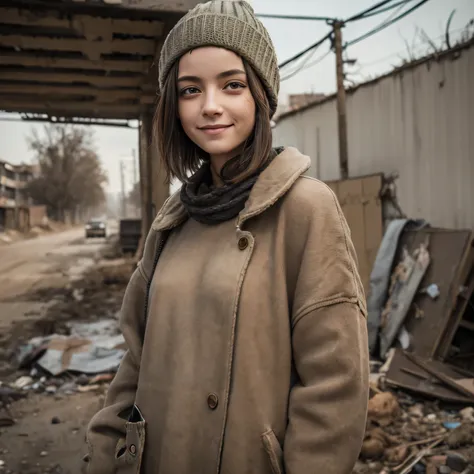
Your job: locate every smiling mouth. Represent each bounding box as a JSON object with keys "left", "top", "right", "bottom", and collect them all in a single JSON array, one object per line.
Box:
[{"left": 199, "top": 125, "right": 233, "bottom": 135}]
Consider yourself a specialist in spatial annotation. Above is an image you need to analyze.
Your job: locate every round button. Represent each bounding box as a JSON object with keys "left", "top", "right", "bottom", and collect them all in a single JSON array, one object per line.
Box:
[
  {"left": 238, "top": 237, "right": 249, "bottom": 250},
  {"left": 129, "top": 444, "right": 137, "bottom": 455},
  {"left": 207, "top": 393, "right": 219, "bottom": 410}
]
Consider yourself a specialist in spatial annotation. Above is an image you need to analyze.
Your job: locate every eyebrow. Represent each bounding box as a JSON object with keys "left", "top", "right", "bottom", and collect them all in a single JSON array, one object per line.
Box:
[{"left": 177, "top": 69, "right": 246, "bottom": 83}]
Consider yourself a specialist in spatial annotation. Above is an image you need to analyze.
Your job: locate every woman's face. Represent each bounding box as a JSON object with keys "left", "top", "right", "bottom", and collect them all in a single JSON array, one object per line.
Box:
[{"left": 177, "top": 46, "right": 256, "bottom": 164}]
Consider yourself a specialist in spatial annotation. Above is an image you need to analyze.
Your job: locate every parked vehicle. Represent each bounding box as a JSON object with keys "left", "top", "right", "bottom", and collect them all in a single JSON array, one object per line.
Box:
[{"left": 85, "top": 218, "right": 107, "bottom": 238}]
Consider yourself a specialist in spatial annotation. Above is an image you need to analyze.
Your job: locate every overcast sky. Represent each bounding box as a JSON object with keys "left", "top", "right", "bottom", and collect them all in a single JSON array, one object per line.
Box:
[{"left": 0, "top": 0, "right": 472, "bottom": 194}]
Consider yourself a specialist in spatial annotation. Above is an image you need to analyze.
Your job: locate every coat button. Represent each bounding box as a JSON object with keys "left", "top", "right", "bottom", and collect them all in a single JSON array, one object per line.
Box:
[
  {"left": 207, "top": 393, "right": 219, "bottom": 410},
  {"left": 238, "top": 237, "right": 248, "bottom": 250},
  {"left": 129, "top": 444, "right": 137, "bottom": 455}
]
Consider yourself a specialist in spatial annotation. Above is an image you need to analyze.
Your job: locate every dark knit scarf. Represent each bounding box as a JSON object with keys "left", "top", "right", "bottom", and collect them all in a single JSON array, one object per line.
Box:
[{"left": 180, "top": 148, "right": 283, "bottom": 225}]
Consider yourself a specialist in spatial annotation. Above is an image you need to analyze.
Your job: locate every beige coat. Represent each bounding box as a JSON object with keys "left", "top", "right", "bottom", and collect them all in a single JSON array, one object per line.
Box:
[{"left": 86, "top": 147, "right": 369, "bottom": 474}]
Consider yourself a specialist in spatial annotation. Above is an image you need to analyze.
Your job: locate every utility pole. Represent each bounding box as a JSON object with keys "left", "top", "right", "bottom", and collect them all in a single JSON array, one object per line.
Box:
[
  {"left": 120, "top": 159, "right": 126, "bottom": 218},
  {"left": 333, "top": 20, "right": 349, "bottom": 180},
  {"left": 132, "top": 148, "right": 138, "bottom": 185}
]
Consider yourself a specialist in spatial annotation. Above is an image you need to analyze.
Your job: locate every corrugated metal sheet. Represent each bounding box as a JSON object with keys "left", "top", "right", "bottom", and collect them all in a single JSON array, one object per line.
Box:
[{"left": 274, "top": 42, "right": 474, "bottom": 229}]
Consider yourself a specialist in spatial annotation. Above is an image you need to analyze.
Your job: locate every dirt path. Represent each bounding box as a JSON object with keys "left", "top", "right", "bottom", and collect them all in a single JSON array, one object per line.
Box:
[
  {"left": 0, "top": 224, "right": 129, "bottom": 474},
  {"left": 0, "top": 391, "right": 102, "bottom": 474},
  {"left": 0, "top": 227, "right": 107, "bottom": 300}
]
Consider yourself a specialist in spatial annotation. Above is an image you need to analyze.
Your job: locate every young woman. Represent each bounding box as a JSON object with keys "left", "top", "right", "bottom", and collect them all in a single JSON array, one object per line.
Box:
[{"left": 86, "top": 1, "right": 369, "bottom": 473}]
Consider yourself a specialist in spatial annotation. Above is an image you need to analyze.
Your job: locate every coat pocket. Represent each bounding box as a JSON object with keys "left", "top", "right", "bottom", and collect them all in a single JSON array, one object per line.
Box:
[
  {"left": 261, "top": 429, "right": 284, "bottom": 474},
  {"left": 115, "top": 405, "right": 146, "bottom": 474}
]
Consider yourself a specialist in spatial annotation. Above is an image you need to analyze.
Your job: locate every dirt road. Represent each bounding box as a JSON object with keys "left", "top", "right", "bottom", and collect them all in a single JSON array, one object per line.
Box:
[
  {"left": 0, "top": 227, "right": 108, "bottom": 300},
  {"left": 0, "top": 224, "right": 127, "bottom": 474}
]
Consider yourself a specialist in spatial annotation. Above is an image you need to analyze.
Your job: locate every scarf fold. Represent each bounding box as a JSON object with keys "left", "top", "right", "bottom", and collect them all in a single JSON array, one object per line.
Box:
[{"left": 180, "top": 148, "right": 283, "bottom": 225}]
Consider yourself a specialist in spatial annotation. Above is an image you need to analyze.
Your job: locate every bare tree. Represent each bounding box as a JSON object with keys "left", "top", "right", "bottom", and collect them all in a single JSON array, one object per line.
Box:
[{"left": 27, "top": 125, "right": 107, "bottom": 223}]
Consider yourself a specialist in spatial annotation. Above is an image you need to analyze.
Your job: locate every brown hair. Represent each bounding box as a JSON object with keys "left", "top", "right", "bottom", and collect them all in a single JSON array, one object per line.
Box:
[{"left": 154, "top": 58, "right": 273, "bottom": 184}]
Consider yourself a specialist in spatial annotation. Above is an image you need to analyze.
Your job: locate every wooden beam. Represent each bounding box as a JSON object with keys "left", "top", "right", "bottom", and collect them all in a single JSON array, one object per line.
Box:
[
  {"left": 0, "top": 35, "right": 156, "bottom": 60},
  {"left": 0, "top": 83, "right": 156, "bottom": 102},
  {"left": 0, "top": 8, "right": 164, "bottom": 38},
  {"left": 0, "top": 54, "right": 150, "bottom": 73},
  {"left": 0, "top": 70, "right": 143, "bottom": 88},
  {"left": 0, "top": 98, "right": 143, "bottom": 119}
]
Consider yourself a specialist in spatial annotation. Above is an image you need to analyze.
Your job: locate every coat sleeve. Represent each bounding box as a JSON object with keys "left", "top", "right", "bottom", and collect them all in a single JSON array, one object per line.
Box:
[
  {"left": 84, "top": 230, "right": 160, "bottom": 474},
  {"left": 284, "top": 182, "right": 369, "bottom": 474}
]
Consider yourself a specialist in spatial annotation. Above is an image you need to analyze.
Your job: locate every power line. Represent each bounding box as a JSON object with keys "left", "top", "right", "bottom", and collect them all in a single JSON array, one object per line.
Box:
[
  {"left": 346, "top": 0, "right": 416, "bottom": 21},
  {"left": 256, "top": 13, "right": 335, "bottom": 22},
  {"left": 278, "top": 31, "right": 333, "bottom": 69},
  {"left": 345, "top": 0, "right": 405, "bottom": 22},
  {"left": 278, "top": 0, "right": 416, "bottom": 71},
  {"left": 281, "top": 51, "right": 331, "bottom": 82},
  {"left": 346, "top": 0, "right": 431, "bottom": 46}
]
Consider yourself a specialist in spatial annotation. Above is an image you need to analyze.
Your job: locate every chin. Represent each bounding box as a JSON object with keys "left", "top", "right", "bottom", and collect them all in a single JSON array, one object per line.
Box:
[{"left": 199, "top": 142, "right": 238, "bottom": 157}]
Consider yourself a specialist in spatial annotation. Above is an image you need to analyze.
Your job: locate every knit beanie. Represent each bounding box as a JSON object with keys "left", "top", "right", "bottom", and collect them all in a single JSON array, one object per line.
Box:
[{"left": 158, "top": 0, "right": 280, "bottom": 117}]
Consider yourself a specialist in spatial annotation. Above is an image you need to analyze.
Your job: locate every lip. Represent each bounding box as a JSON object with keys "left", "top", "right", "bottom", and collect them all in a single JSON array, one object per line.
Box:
[{"left": 199, "top": 124, "right": 233, "bottom": 135}]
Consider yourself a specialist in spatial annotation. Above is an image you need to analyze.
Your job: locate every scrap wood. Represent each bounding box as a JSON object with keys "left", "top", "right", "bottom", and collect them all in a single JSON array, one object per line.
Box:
[
  {"left": 394, "top": 437, "right": 444, "bottom": 474},
  {"left": 406, "top": 352, "right": 474, "bottom": 401},
  {"left": 380, "top": 242, "right": 431, "bottom": 358}
]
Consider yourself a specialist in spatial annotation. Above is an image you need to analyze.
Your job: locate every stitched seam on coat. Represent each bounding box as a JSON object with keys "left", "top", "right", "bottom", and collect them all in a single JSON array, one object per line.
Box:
[{"left": 293, "top": 296, "right": 359, "bottom": 327}]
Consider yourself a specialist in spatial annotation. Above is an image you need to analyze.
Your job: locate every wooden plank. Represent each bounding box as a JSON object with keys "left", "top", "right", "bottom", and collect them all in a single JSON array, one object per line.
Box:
[
  {"left": 0, "top": 8, "right": 164, "bottom": 37},
  {"left": 0, "top": 36, "right": 155, "bottom": 59},
  {"left": 362, "top": 174, "right": 383, "bottom": 292},
  {"left": 0, "top": 70, "right": 143, "bottom": 88},
  {"left": 0, "top": 99, "right": 142, "bottom": 119},
  {"left": 460, "top": 320, "right": 474, "bottom": 331},
  {"left": 406, "top": 352, "right": 474, "bottom": 400},
  {"left": 379, "top": 243, "right": 431, "bottom": 358},
  {"left": 437, "top": 254, "right": 474, "bottom": 359},
  {"left": 0, "top": 83, "right": 154, "bottom": 101},
  {"left": 338, "top": 178, "right": 369, "bottom": 292},
  {"left": 385, "top": 349, "right": 474, "bottom": 404},
  {"left": 0, "top": 54, "right": 150, "bottom": 73},
  {"left": 399, "top": 228, "right": 473, "bottom": 358}
]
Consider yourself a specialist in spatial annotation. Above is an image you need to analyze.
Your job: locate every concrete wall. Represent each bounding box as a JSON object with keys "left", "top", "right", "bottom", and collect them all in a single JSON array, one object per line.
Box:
[{"left": 274, "top": 41, "right": 474, "bottom": 229}]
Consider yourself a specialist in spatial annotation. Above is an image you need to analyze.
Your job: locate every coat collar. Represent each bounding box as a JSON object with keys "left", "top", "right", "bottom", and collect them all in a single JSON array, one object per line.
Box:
[{"left": 151, "top": 147, "right": 310, "bottom": 232}]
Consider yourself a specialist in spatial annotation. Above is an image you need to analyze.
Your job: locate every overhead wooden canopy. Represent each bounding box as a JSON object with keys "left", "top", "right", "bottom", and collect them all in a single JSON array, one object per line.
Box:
[{"left": 0, "top": 0, "right": 200, "bottom": 121}]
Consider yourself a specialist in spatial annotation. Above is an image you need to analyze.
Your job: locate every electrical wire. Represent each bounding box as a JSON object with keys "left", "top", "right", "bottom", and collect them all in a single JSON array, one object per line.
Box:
[
  {"left": 278, "top": 31, "right": 333, "bottom": 69},
  {"left": 280, "top": 50, "right": 331, "bottom": 82},
  {"left": 256, "top": 13, "right": 334, "bottom": 22},
  {"left": 278, "top": 0, "right": 431, "bottom": 76},
  {"left": 345, "top": 0, "right": 406, "bottom": 22},
  {"left": 346, "top": 0, "right": 416, "bottom": 21},
  {"left": 346, "top": 0, "right": 431, "bottom": 47}
]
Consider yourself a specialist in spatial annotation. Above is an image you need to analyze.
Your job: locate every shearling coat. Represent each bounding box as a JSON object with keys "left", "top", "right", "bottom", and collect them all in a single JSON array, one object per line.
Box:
[{"left": 86, "top": 147, "right": 369, "bottom": 474}]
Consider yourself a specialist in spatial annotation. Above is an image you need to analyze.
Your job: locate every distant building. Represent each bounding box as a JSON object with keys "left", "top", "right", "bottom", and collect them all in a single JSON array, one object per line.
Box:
[{"left": 0, "top": 160, "right": 40, "bottom": 232}]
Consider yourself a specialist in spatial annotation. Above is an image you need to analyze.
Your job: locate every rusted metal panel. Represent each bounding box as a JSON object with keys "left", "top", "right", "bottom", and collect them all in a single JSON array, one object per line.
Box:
[{"left": 274, "top": 41, "right": 474, "bottom": 230}]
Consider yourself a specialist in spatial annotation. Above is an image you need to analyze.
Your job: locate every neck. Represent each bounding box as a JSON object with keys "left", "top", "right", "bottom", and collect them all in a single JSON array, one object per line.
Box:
[{"left": 209, "top": 154, "right": 228, "bottom": 187}]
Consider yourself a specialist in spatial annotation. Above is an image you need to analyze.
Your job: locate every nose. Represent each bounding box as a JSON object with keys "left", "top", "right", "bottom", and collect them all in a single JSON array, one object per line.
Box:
[{"left": 202, "top": 89, "right": 223, "bottom": 117}]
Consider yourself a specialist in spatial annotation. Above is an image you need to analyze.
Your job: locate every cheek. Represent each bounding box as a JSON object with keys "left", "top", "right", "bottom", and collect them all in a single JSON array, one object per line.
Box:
[
  {"left": 178, "top": 101, "right": 194, "bottom": 133},
  {"left": 241, "top": 95, "right": 256, "bottom": 129}
]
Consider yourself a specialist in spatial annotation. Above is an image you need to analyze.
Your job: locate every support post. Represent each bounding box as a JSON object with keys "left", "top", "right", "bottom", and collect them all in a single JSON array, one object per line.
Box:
[{"left": 333, "top": 20, "right": 349, "bottom": 179}]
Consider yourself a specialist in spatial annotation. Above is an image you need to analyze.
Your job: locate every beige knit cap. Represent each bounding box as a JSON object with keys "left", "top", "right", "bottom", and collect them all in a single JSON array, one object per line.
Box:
[{"left": 158, "top": 0, "right": 280, "bottom": 116}]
